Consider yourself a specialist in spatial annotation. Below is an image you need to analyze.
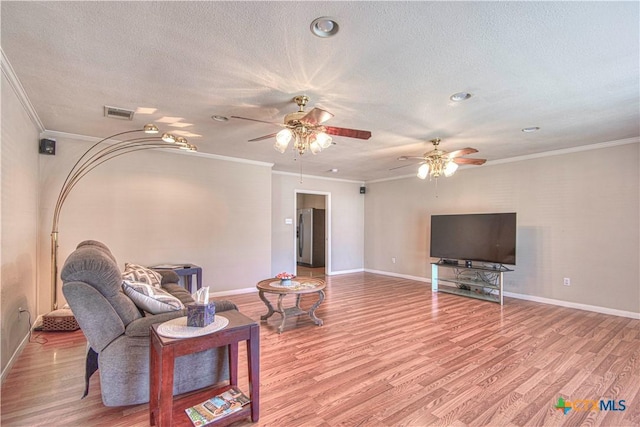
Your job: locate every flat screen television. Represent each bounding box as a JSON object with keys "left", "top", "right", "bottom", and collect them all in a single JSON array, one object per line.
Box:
[{"left": 430, "top": 213, "right": 517, "bottom": 265}]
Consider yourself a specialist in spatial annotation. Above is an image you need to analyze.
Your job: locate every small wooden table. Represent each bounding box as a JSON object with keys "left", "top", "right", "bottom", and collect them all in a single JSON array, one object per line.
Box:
[
  {"left": 149, "top": 310, "right": 259, "bottom": 427},
  {"left": 151, "top": 265, "right": 203, "bottom": 293},
  {"left": 256, "top": 277, "right": 326, "bottom": 334}
]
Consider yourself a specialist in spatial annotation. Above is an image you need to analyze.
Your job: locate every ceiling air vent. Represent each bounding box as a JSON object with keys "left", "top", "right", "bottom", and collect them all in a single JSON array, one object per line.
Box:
[{"left": 104, "top": 105, "right": 135, "bottom": 120}]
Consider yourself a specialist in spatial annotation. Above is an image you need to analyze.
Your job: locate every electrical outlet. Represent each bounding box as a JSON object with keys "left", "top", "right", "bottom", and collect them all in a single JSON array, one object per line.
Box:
[
  {"left": 392, "top": 257, "right": 396, "bottom": 264},
  {"left": 563, "top": 278, "right": 571, "bottom": 286}
]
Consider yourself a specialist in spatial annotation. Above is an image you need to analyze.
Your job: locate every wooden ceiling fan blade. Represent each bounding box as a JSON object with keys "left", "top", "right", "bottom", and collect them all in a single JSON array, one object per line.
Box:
[
  {"left": 446, "top": 147, "right": 478, "bottom": 158},
  {"left": 301, "top": 108, "right": 334, "bottom": 125},
  {"left": 248, "top": 133, "right": 278, "bottom": 142},
  {"left": 453, "top": 158, "right": 487, "bottom": 165},
  {"left": 230, "top": 116, "right": 284, "bottom": 126},
  {"left": 324, "top": 126, "right": 372, "bottom": 140}
]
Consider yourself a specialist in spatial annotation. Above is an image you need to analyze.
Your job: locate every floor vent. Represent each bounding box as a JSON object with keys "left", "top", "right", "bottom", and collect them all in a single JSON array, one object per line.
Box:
[{"left": 104, "top": 105, "right": 135, "bottom": 120}]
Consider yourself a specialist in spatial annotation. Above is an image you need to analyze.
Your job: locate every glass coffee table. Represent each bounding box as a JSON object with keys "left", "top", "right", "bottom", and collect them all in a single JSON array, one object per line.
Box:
[{"left": 256, "top": 277, "right": 326, "bottom": 333}]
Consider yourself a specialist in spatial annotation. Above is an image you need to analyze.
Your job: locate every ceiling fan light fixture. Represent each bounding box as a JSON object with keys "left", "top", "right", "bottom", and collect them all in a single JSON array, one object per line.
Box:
[
  {"left": 450, "top": 92, "right": 472, "bottom": 102},
  {"left": 276, "top": 128, "right": 293, "bottom": 145},
  {"left": 274, "top": 141, "right": 288, "bottom": 153},
  {"left": 417, "top": 163, "right": 430, "bottom": 180},
  {"left": 274, "top": 128, "right": 292, "bottom": 153},
  {"left": 311, "top": 17, "right": 339, "bottom": 38},
  {"left": 444, "top": 160, "right": 459, "bottom": 177},
  {"left": 309, "top": 140, "right": 322, "bottom": 154},
  {"left": 316, "top": 132, "right": 332, "bottom": 149}
]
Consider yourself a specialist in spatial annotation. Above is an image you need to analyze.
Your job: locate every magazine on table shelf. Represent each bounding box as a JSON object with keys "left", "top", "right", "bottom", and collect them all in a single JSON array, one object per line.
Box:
[{"left": 185, "top": 387, "right": 250, "bottom": 426}]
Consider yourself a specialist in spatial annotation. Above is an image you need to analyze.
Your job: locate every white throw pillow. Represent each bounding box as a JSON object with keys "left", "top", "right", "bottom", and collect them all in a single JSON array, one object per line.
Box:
[
  {"left": 122, "top": 280, "right": 184, "bottom": 314},
  {"left": 122, "top": 263, "right": 163, "bottom": 287}
]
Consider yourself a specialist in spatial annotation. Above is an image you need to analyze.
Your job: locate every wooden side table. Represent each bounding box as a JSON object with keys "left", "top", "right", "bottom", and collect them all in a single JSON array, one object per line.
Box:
[
  {"left": 149, "top": 310, "right": 259, "bottom": 427},
  {"left": 151, "top": 265, "right": 203, "bottom": 293},
  {"left": 256, "top": 277, "right": 326, "bottom": 333}
]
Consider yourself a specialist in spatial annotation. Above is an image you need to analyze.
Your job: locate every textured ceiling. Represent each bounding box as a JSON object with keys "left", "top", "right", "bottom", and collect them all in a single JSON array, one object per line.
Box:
[{"left": 2, "top": 1, "right": 638, "bottom": 181}]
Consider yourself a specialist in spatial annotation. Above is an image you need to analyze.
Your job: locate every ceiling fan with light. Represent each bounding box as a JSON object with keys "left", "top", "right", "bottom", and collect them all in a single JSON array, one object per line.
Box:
[
  {"left": 395, "top": 138, "right": 487, "bottom": 179},
  {"left": 231, "top": 95, "right": 372, "bottom": 155}
]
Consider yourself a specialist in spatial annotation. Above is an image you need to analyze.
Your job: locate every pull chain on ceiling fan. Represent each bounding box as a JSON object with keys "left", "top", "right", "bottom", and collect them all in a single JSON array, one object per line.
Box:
[{"left": 231, "top": 95, "right": 372, "bottom": 156}]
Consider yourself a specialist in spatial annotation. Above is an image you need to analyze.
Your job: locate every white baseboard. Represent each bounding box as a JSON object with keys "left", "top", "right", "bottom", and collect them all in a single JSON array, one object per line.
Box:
[
  {"left": 503, "top": 291, "right": 640, "bottom": 320},
  {"left": 328, "top": 268, "right": 365, "bottom": 276},
  {"left": 0, "top": 316, "right": 40, "bottom": 385},
  {"left": 206, "top": 270, "right": 368, "bottom": 296},
  {"left": 208, "top": 287, "right": 257, "bottom": 297},
  {"left": 364, "top": 268, "right": 431, "bottom": 283},
  {"left": 364, "top": 269, "right": 639, "bottom": 320}
]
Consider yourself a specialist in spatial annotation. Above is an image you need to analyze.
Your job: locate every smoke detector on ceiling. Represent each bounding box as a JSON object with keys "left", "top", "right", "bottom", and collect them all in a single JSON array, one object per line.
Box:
[{"left": 104, "top": 105, "right": 135, "bottom": 120}]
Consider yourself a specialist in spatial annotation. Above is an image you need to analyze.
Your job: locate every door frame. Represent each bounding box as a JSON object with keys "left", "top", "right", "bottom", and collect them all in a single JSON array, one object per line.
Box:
[{"left": 293, "top": 190, "right": 331, "bottom": 275}]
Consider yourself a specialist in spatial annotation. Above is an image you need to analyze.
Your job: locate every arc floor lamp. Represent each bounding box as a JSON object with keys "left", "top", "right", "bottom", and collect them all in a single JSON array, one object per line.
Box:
[{"left": 49, "top": 124, "right": 197, "bottom": 311}]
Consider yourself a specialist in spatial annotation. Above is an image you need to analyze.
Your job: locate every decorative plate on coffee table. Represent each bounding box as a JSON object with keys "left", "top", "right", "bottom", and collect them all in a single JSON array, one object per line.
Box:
[{"left": 157, "top": 314, "right": 229, "bottom": 338}]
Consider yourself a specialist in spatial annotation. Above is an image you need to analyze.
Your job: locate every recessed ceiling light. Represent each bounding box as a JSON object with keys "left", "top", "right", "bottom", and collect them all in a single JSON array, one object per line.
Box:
[
  {"left": 521, "top": 126, "right": 540, "bottom": 133},
  {"left": 311, "top": 17, "right": 339, "bottom": 38},
  {"left": 449, "top": 92, "right": 472, "bottom": 102},
  {"left": 212, "top": 115, "right": 229, "bottom": 122}
]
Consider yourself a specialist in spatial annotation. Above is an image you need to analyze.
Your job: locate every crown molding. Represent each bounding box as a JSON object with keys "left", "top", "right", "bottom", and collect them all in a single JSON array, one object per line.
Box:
[
  {"left": 272, "top": 169, "right": 364, "bottom": 184},
  {"left": 486, "top": 137, "right": 639, "bottom": 166},
  {"left": 365, "top": 137, "right": 640, "bottom": 184},
  {"left": 1, "top": 48, "right": 45, "bottom": 132},
  {"left": 41, "top": 130, "right": 274, "bottom": 168}
]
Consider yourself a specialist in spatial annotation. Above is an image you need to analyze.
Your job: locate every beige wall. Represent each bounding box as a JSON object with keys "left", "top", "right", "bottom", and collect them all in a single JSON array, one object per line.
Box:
[
  {"left": 37, "top": 135, "right": 272, "bottom": 309},
  {"left": 364, "top": 142, "right": 640, "bottom": 314},
  {"left": 1, "top": 71, "right": 41, "bottom": 375},
  {"left": 272, "top": 173, "right": 365, "bottom": 275}
]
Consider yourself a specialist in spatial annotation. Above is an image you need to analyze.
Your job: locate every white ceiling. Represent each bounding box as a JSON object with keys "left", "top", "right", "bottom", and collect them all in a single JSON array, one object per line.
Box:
[{"left": 2, "top": 1, "right": 638, "bottom": 182}]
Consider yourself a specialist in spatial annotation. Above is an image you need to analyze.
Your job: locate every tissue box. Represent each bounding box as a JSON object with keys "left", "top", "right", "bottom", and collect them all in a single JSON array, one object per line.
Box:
[{"left": 187, "top": 302, "right": 216, "bottom": 327}]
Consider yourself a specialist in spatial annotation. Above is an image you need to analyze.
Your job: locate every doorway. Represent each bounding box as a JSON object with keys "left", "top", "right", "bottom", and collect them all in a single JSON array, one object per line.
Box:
[{"left": 294, "top": 191, "right": 330, "bottom": 277}]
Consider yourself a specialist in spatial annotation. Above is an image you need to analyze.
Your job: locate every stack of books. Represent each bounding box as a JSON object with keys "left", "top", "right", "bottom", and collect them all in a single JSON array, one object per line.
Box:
[{"left": 185, "top": 387, "right": 250, "bottom": 426}]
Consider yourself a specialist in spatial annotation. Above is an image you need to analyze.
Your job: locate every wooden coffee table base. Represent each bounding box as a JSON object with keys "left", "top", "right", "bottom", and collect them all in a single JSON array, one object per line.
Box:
[{"left": 257, "top": 278, "right": 326, "bottom": 334}]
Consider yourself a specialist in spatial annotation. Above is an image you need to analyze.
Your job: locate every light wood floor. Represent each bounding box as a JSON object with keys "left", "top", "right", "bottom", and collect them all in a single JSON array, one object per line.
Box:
[
  {"left": 2, "top": 272, "right": 639, "bottom": 426},
  {"left": 296, "top": 265, "right": 326, "bottom": 278}
]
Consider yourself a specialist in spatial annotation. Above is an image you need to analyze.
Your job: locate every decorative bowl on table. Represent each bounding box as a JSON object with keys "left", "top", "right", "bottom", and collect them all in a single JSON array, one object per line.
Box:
[{"left": 276, "top": 272, "right": 295, "bottom": 287}]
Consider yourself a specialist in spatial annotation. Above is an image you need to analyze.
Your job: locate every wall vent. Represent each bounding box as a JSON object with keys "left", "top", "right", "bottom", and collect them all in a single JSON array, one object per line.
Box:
[{"left": 104, "top": 105, "right": 135, "bottom": 120}]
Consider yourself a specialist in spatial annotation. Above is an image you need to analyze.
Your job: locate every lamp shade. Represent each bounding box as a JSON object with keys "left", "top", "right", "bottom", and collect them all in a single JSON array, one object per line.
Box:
[
  {"left": 144, "top": 124, "right": 159, "bottom": 134},
  {"left": 417, "top": 163, "right": 430, "bottom": 179},
  {"left": 274, "top": 128, "right": 292, "bottom": 153},
  {"left": 316, "top": 132, "right": 332, "bottom": 149},
  {"left": 309, "top": 140, "right": 322, "bottom": 154},
  {"left": 161, "top": 133, "right": 176, "bottom": 143},
  {"left": 444, "top": 160, "right": 459, "bottom": 177}
]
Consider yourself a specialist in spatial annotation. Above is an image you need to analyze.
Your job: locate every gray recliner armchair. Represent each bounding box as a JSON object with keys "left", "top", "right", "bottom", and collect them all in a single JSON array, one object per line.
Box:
[{"left": 61, "top": 240, "right": 238, "bottom": 406}]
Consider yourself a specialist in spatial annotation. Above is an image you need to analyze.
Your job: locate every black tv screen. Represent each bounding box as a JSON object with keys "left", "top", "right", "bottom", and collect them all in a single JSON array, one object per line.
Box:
[{"left": 430, "top": 213, "right": 517, "bottom": 265}]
